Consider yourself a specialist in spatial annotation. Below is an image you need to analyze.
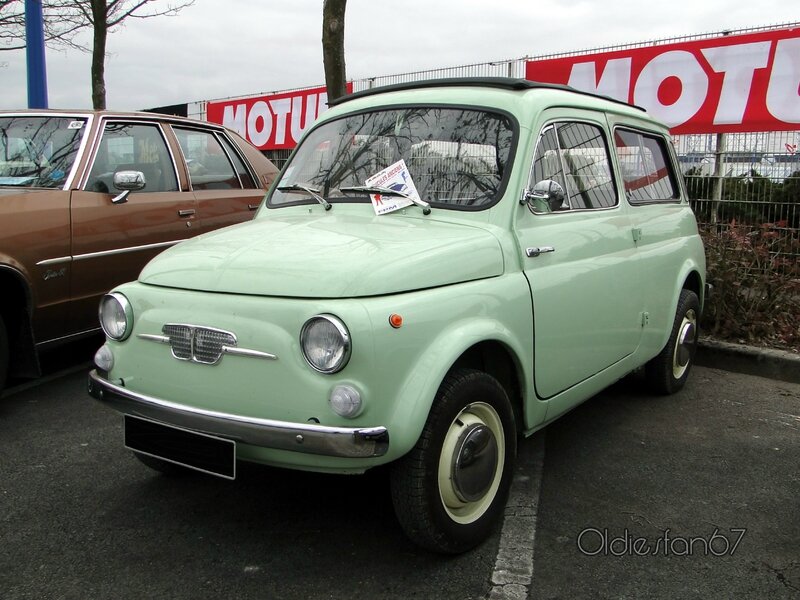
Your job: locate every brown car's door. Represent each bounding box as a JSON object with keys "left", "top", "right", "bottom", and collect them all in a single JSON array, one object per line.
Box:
[
  {"left": 171, "top": 126, "right": 264, "bottom": 233},
  {"left": 69, "top": 120, "right": 198, "bottom": 332}
]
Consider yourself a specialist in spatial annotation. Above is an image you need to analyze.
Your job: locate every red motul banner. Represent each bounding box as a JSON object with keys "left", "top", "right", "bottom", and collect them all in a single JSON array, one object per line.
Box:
[
  {"left": 207, "top": 84, "right": 353, "bottom": 150},
  {"left": 525, "top": 27, "right": 800, "bottom": 134}
]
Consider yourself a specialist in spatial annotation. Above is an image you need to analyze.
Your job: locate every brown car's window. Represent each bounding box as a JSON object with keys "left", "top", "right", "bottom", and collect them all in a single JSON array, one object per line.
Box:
[
  {"left": 174, "top": 127, "right": 241, "bottom": 190},
  {"left": 85, "top": 122, "right": 178, "bottom": 194},
  {"left": 0, "top": 116, "right": 87, "bottom": 189},
  {"left": 218, "top": 135, "right": 257, "bottom": 189}
]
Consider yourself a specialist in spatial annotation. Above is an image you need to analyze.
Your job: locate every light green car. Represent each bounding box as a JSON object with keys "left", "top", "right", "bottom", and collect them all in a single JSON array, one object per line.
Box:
[{"left": 89, "top": 78, "right": 706, "bottom": 554}]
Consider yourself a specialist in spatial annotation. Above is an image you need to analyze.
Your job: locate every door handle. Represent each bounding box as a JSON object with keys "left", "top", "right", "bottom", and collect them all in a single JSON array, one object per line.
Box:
[
  {"left": 526, "top": 246, "right": 555, "bottom": 257},
  {"left": 248, "top": 203, "right": 260, "bottom": 211},
  {"left": 177, "top": 209, "right": 196, "bottom": 218}
]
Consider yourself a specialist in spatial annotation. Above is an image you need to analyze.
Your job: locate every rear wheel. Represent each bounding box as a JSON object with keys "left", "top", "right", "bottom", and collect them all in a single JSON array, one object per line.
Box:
[
  {"left": 0, "top": 315, "right": 8, "bottom": 393},
  {"left": 390, "top": 368, "right": 516, "bottom": 554},
  {"left": 645, "top": 289, "right": 700, "bottom": 395}
]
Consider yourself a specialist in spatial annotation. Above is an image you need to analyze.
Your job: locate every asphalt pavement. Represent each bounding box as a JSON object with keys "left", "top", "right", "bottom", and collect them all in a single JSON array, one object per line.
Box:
[{"left": 0, "top": 346, "right": 798, "bottom": 599}]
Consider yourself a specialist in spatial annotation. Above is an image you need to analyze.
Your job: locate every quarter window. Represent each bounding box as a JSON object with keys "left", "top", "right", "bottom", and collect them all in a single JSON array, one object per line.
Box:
[
  {"left": 614, "top": 129, "right": 679, "bottom": 203},
  {"left": 529, "top": 122, "right": 617, "bottom": 213},
  {"left": 174, "top": 128, "right": 243, "bottom": 190},
  {"left": 86, "top": 123, "right": 178, "bottom": 193}
]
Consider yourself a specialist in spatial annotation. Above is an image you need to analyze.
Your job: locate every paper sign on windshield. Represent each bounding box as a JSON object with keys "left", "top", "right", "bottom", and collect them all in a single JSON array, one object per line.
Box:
[{"left": 365, "top": 159, "right": 420, "bottom": 215}]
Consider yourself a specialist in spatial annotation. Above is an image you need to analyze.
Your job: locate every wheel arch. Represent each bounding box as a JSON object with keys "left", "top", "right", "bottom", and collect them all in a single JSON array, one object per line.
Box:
[
  {"left": 388, "top": 318, "right": 535, "bottom": 461},
  {"left": 0, "top": 265, "right": 39, "bottom": 379}
]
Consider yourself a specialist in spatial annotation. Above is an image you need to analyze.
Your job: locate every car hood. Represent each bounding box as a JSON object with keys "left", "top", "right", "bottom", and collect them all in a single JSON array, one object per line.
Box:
[{"left": 138, "top": 211, "right": 504, "bottom": 298}]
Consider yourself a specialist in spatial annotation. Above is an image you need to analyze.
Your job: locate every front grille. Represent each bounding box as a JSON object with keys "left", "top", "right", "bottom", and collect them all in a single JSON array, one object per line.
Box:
[{"left": 162, "top": 324, "right": 237, "bottom": 365}]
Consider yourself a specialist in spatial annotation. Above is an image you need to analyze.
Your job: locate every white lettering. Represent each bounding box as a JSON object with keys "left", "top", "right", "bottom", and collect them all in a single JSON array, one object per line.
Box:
[
  {"left": 634, "top": 50, "right": 708, "bottom": 128},
  {"left": 290, "top": 93, "right": 318, "bottom": 143},
  {"left": 247, "top": 101, "right": 273, "bottom": 148},
  {"left": 221, "top": 104, "right": 247, "bottom": 138},
  {"left": 567, "top": 58, "right": 632, "bottom": 102},
  {"left": 766, "top": 37, "right": 800, "bottom": 123},
  {"left": 317, "top": 92, "right": 329, "bottom": 118},
  {"left": 269, "top": 98, "right": 292, "bottom": 145},
  {"left": 702, "top": 42, "right": 770, "bottom": 125}
]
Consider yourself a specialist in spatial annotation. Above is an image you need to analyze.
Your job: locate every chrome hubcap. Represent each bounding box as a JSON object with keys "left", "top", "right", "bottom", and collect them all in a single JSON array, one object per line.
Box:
[
  {"left": 452, "top": 424, "right": 499, "bottom": 503},
  {"left": 672, "top": 309, "right": 697, "bottom": 379},
  {"left": 438, "top": 402, "right": 505, "bottom": 524}
]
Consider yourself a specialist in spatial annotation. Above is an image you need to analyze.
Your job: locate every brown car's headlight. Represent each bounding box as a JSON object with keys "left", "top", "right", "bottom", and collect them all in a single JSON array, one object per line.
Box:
[
  {"left": 300, "top": 314, "right": 351, "bottom": 373},
  {"left": 99, "top": 292, "right": 133, "bottom": 341}
]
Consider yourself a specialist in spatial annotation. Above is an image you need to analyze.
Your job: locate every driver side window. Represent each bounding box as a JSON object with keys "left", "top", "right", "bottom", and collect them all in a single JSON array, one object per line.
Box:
[{"left": 528, "top": 121, "right": 617, "bottom": 214}]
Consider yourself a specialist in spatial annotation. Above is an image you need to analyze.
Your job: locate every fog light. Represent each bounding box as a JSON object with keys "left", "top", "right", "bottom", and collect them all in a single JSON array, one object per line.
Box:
[
  {"left": 329, "top": 385, "right": 362, "bottom": 418},
  {"left": 94, "top": 344, "right": 114, "bottom": 371}
]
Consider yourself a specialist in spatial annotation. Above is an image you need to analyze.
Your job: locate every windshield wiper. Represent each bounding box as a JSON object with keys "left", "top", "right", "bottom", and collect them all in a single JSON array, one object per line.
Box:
[
  {"left": 339, "top": 185, "right": 431, "bottom": 215},
  {"left": 277, "top": 183, "right": 331, "bottom": 210}
]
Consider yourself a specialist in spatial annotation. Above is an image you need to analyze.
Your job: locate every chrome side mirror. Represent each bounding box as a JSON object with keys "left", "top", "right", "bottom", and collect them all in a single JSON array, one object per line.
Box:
[
  {"left": 111, "top": 170, "right": 146, "bottom": 204},
  {"left": 529, "top": 179, "right": 567, "bottom": 212}
]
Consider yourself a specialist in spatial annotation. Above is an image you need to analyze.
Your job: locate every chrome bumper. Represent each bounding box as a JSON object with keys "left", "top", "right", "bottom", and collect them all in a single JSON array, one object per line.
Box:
[{"left": 87, "top": 370, "right": 389, "bottom": 459}]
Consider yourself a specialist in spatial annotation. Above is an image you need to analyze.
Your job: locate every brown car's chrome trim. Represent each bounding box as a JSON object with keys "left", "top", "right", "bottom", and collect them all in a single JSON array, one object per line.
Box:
[
  {"left": 36, "top": 256, "right": 72, "bottom": 266},
  {"left": 72, "top": 239, "right": 182, "bottom": 261},
  {"left": 88, "top": 370, "right": 390, "bottom": 459},
  {"left": 36, "top": 239, "right": 183, "bottom": 266}
]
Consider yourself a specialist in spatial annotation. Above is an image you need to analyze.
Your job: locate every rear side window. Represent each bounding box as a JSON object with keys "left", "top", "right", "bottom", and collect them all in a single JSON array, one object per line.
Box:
[
  {"left": 174, "top": 127, "right": 240, "bottom": 190},
  {"left": 218, "top": 135, "right": 258, "bottom": 189},
  {"left": 529, "top": 121, "right": 617, "bottom": 213},
  {"left": 614, "top": 129, "right": 680, "bottom": 204}
]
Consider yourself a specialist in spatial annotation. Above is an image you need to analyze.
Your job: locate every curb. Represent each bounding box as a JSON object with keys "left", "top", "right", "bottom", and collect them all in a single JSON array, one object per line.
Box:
[{"left": 696, "top": 338, "right": 800, "bottom": 384}]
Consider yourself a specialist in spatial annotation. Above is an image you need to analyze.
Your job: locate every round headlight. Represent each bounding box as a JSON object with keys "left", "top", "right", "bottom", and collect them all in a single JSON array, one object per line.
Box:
[
  {"left": 99, "top": 292, "right": 133, "bottom": 341},
  {"left": 300, "top": 314, "right": 351, "bottom": 373}
]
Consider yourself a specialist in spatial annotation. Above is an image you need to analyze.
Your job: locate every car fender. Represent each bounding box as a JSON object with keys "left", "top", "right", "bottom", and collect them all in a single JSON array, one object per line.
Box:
[{"left": 383, "top": 316, "right": 535, "bottom": 460}]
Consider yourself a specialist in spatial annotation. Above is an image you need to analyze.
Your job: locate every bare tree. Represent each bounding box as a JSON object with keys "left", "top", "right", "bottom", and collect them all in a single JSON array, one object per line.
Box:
[
  {"left": 0, "top": 0, "right": 194, "bottom": 109},
  {"left": 322, "top": 0, "right": 347, "bottom": 103}
]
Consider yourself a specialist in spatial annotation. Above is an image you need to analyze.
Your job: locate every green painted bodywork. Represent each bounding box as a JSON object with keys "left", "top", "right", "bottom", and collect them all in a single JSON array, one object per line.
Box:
[{"left": 99, "top": 83, "right": 706, "bottom": 474}]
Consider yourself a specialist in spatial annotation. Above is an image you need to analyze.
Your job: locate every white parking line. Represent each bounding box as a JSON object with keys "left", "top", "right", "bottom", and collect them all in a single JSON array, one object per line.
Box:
[{"left": 487, "top": 433, "right": 546, "bottom": 600}]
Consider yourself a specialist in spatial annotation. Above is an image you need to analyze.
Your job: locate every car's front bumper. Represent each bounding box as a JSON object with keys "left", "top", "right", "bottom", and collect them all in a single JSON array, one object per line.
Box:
[{"left": 87, "top": 370, "right": 389, "bottom": 459}]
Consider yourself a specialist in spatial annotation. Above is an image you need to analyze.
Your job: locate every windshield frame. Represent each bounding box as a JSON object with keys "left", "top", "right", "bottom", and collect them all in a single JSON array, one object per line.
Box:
[
  {"left": 0, "top": 112, "right": 95, "bottom": 191},
  {"left": 266, "top": 102, "right": 519, "bottom": 212}
]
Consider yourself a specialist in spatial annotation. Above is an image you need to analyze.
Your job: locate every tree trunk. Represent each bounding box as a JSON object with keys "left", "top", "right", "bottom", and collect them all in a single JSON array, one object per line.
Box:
[
  {"left": 90, "top": 0, "right": 107, "bottom": 109},
  {"left": 322, "top": 0, "right": 347, "bottom": 103}
]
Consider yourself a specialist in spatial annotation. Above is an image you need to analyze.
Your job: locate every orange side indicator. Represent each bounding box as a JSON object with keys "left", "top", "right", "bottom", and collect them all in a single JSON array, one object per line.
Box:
[{"left": 389, "top": 313, "right": 404, "bottom": 328}]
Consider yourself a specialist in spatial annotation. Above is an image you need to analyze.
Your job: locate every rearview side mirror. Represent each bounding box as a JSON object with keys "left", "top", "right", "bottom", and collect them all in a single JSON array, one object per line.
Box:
[{"left": 111, "top": 170, "right": 146, "bottom": 204}]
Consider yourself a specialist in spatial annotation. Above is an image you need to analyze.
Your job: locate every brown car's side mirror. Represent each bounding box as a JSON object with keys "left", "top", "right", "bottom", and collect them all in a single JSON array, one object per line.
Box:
[{"left": 111, "top": 170, "right": 146, "bottom": 204}]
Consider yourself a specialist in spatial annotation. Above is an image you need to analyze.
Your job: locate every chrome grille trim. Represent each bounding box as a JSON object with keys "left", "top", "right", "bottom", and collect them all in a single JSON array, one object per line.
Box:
[{"left": 137, "top": 325, "right": 277, "bottom": 363}]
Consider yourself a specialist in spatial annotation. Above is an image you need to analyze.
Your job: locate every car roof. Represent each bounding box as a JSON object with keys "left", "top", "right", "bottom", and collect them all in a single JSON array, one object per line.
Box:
[
  {"left": 0, "top": 108, "right": 228, "bottom": 130},
  {"left": 329, "top": 77, "right": 646, "bottom": 112}
]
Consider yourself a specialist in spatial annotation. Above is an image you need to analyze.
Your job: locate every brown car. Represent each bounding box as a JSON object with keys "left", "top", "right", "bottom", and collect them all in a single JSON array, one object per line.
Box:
[{"left": 0, "top": 109, "right": 280, "bottom": 391}]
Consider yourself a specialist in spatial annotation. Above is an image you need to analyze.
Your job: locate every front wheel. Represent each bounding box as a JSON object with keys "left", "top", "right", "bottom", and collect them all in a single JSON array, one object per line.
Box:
[
  {"left": 390, "top": 368, "right": 517, "bottom": 554},
  {"left": 645, "top": 289, "right": 700, "bottom": 395}
]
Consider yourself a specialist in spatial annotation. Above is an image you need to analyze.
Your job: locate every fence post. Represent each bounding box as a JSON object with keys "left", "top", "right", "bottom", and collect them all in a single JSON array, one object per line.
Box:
[{"left": 710, "top": 132, "right": 726, "bottom": 224}]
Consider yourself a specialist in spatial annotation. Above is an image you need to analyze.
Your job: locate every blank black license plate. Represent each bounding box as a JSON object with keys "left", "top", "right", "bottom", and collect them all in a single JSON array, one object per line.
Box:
[{"left": 124, "top": 415, "right": 236, "bottom": 480}]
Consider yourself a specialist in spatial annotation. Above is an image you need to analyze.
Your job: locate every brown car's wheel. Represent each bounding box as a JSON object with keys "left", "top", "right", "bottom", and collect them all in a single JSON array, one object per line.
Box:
[
  {"left": 390, "top": 368, "right": 516, "bottom": 554},
  {"left": 0, "top": 314, "right": 8, "bottom": 393},
  {"left": 133, "top": 452, "right": 194, "bottom": 477},
  {"left": 645, "top": 289, "right": 700, "bottom": 395}
]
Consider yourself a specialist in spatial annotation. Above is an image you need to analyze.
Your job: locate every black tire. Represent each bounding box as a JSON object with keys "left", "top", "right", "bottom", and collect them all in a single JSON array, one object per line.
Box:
[
  {"left": 390, "top": 368, "right": 517, "bottom": 554},
  {"left": 133, "top": 452, "right": 194, "bottom": 477},
  {"left": 645, "top": 289, "right": 700, "bottom": 395},
  {"left": 0, "top": 314, "right": 8, "bottom": 394}
]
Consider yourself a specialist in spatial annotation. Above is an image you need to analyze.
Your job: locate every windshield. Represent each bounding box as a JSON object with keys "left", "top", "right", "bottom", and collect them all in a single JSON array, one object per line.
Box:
[
  {"left": 0, "top": 116, "right": 88, "bottom": 188},
  {"left": 269, "top": 107, "right": 516, "bottom": 210}
]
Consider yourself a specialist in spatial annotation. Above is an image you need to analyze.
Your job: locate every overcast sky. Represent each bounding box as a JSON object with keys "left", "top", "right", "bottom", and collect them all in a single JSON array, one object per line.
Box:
[{"left": 1, "top": 1, "right": 798, "bottom": 111}]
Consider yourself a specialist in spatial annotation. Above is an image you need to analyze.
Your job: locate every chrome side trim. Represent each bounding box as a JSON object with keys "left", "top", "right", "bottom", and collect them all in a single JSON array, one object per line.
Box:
[
  {"left": 87, "top": 370, "right": 389, "bottom": 459},
  {"left": 73, "top": 240, "right": 182, "bottom": 261},
  {"left": 36, "top": 256, "right": 73, "bottom": 266}
]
